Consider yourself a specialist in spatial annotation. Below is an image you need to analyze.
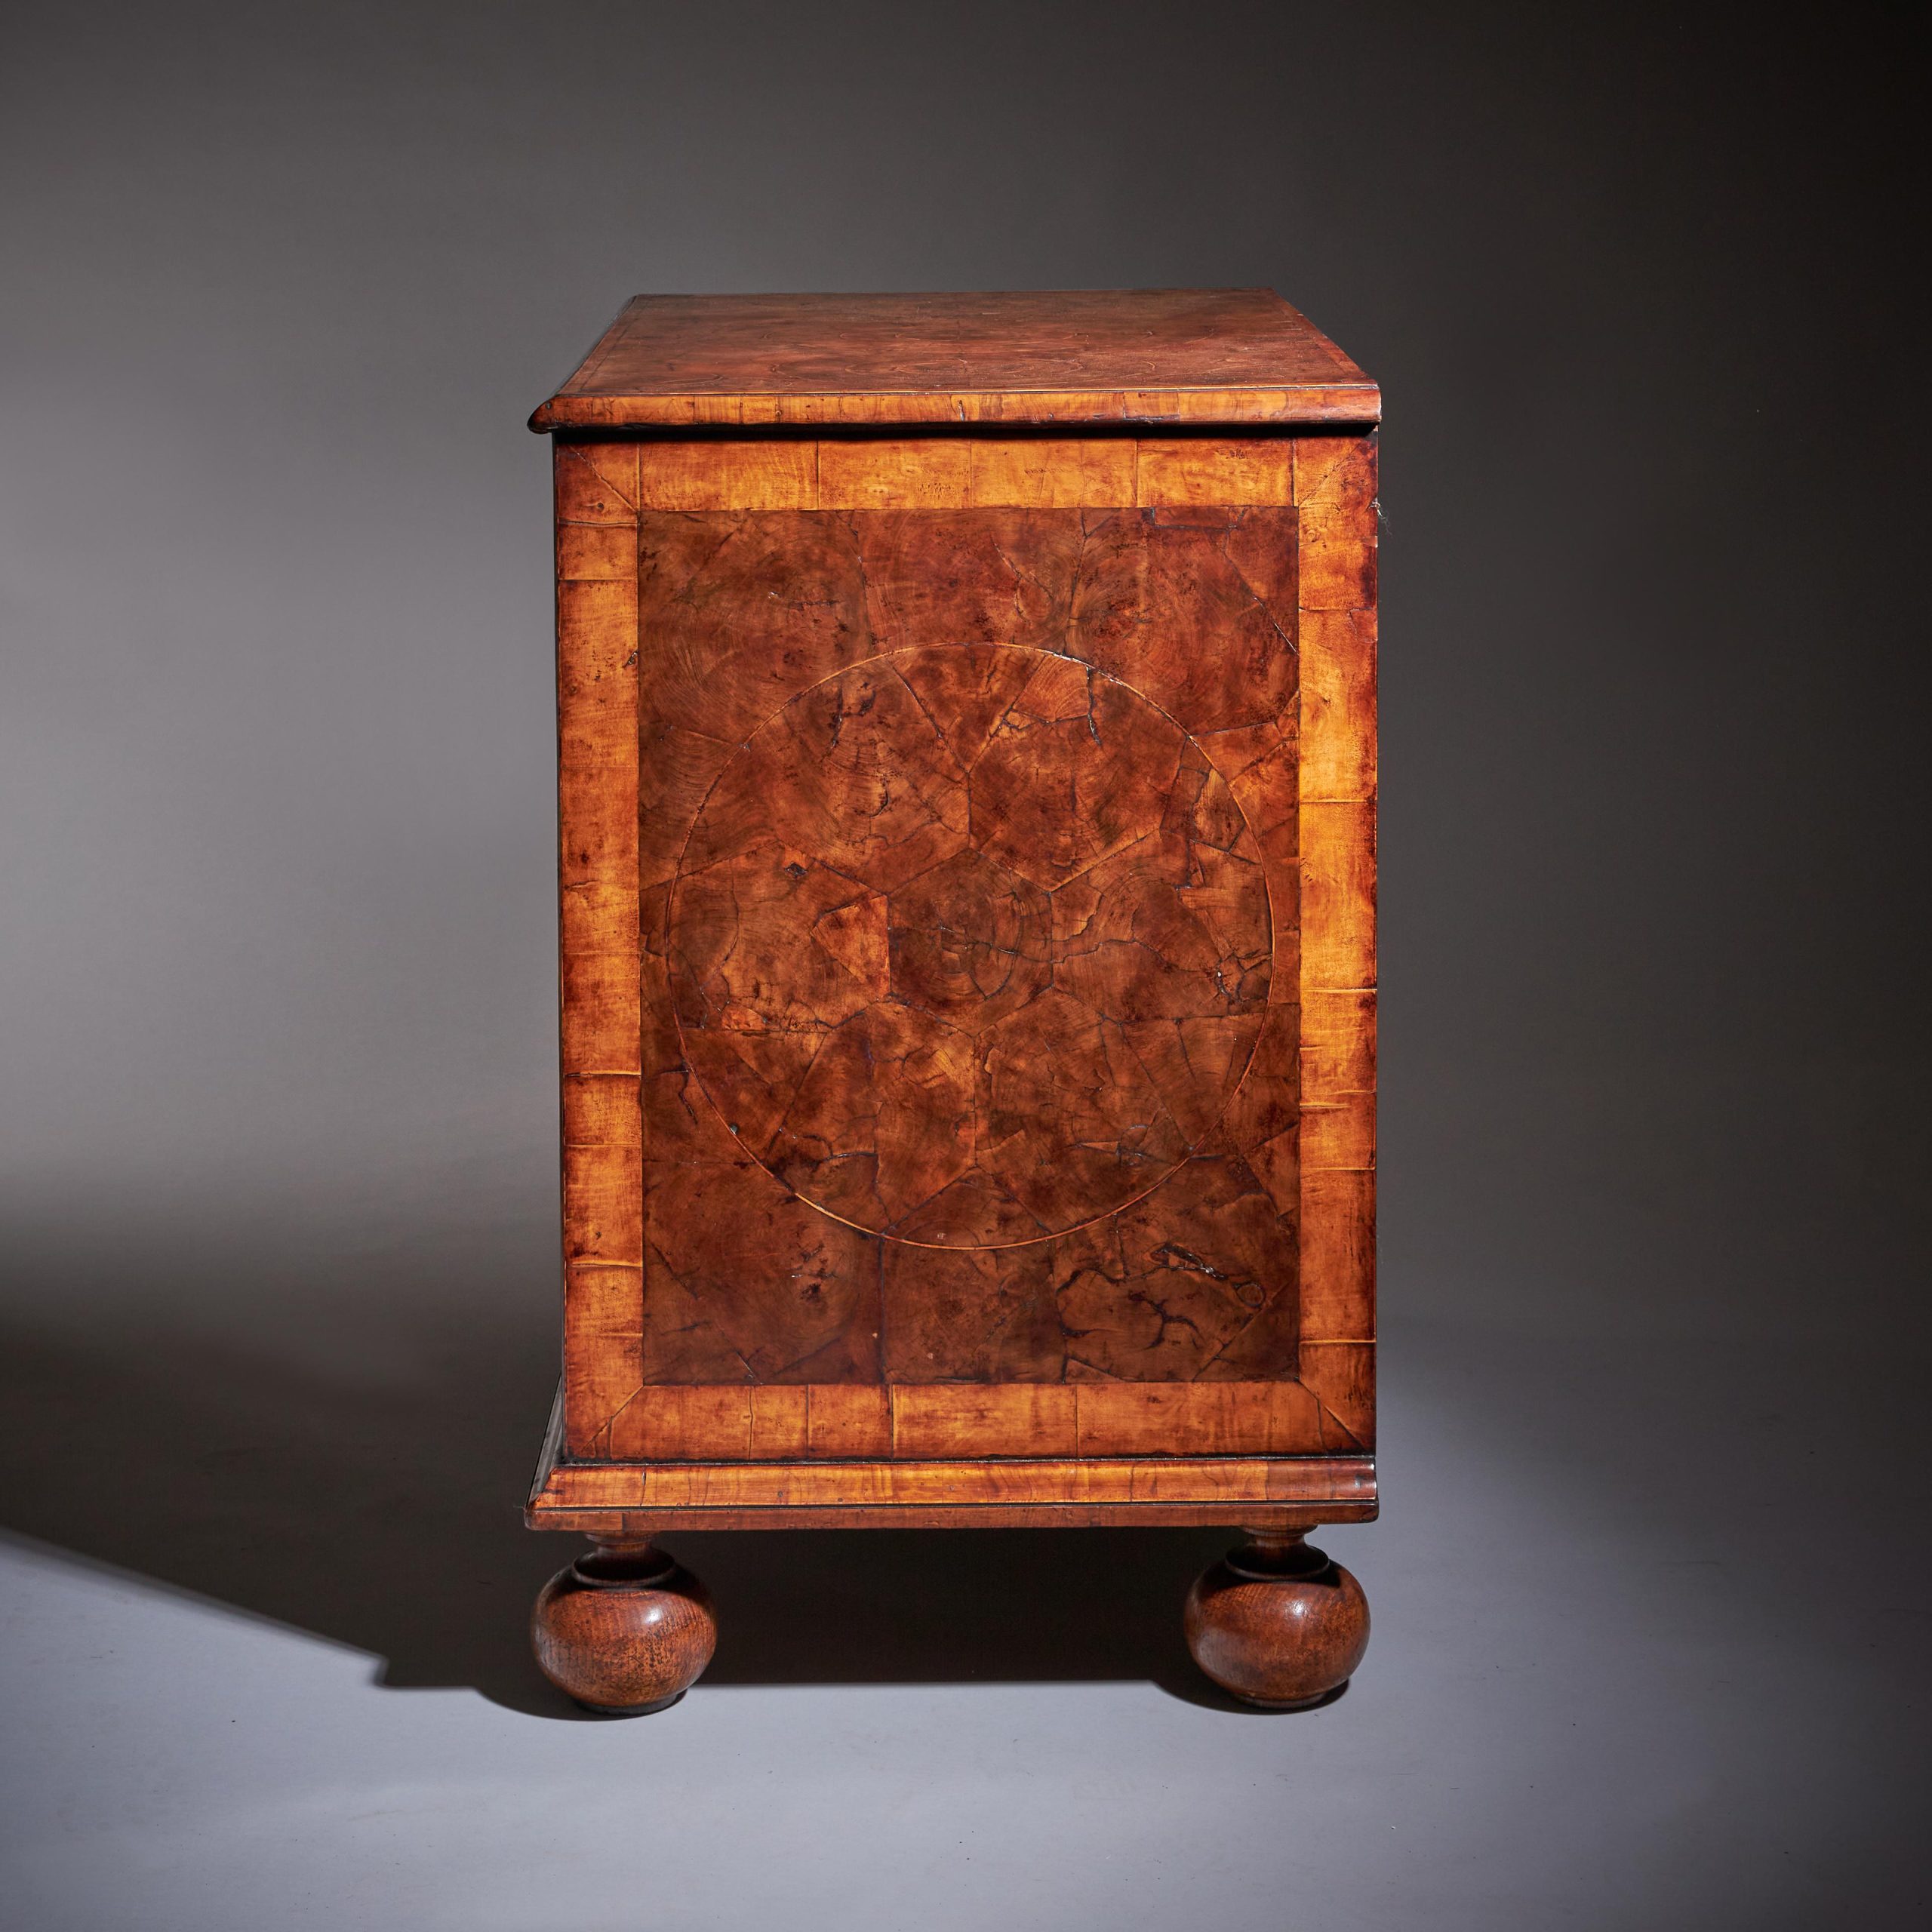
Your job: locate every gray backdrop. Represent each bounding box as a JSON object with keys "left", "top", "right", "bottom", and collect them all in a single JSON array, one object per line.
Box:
[{"left": 3, "top": 5, "right": 1925, "bottom": 1928}]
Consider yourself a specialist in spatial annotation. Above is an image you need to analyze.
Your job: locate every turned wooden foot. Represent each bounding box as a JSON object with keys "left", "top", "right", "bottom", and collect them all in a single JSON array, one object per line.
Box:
[
  {"left": 531, "top": 1540, "right": 716, "bottom": 1714},
  {"left": 1184, "top": 1531, "right": 1370, "bottom": 1709}
]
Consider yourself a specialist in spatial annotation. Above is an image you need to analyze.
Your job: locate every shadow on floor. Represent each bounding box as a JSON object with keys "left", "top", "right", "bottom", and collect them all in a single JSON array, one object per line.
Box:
[{"left": 0, "top": 1186, "right": 1244, "bottom": 1717}]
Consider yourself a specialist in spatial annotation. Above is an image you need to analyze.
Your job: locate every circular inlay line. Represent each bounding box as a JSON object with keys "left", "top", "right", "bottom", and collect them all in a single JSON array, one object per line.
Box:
[{"left": 664, "top": 641, "right": 1277, "bottom": 1249}]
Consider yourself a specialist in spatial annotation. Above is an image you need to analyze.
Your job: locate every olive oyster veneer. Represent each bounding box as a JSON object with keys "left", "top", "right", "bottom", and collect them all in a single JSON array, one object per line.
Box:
[{"left": 525, "top": 291, "right": 1378, "bottom": 1711}]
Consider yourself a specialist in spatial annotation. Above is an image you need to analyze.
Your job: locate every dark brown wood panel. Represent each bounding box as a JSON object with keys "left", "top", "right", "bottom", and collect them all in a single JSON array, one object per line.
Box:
[
  {"left": 633, "top": 500, "right": 1303, "bottom": 1412},
  {"left": 549, "top": 430, "right": 1377, "bottom": 1472}
]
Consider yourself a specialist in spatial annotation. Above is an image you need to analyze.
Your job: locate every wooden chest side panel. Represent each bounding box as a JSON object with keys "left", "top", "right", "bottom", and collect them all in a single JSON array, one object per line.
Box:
[
  {"left": 554, "top": 435, "right": 1377, "bottom": 1462},
  {"left": 635, "top": 498, "right": 1297, "bottom": 1399}
]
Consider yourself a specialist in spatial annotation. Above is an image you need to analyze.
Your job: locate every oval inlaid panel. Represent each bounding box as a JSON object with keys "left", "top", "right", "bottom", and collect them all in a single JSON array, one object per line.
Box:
[{"left": 666, "top": 645, "right": 1274, "bottom": 1247}]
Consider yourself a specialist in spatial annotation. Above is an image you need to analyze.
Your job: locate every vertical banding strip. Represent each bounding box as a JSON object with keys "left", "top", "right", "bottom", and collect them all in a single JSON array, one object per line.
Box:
[
  {"left": 1292, "top": 434, "right": 1378, "bottom": 1447},
  {"left": 556, "top": 443, "right": 644, "bottom": 1454}
]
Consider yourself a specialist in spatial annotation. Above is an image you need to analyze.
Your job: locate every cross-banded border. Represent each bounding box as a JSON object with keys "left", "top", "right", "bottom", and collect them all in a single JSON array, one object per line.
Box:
[{"left": 548, "top": 435, "right": 1375, "bottom": 1468}]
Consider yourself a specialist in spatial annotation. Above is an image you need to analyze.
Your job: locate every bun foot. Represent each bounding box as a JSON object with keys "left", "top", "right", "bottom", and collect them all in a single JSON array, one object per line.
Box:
[
  {"left": 531, "top": 1540, "right": 716, "bottom": 1714},
  {"left": 1184, "top": 1531, "right": 1369, "bottom": 1709}
]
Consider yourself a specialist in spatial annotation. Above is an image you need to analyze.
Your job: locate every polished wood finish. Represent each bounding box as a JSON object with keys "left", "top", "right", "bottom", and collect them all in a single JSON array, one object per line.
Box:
[
  {"left": 531, "top": 289, "right": 1377, "bottom": 431},
  {"left": 1183, "top": 1531, "right": 1370, "bottom": 1708},
  {"left": 531, "top": 1540, "right": 717, "bottom": 1715},
  {"left": 547, "top": 432, "right": 1377, "bottom": 1470},
  {"left": 529, "top": 293, "right": 1378, "bottom": 1703}
]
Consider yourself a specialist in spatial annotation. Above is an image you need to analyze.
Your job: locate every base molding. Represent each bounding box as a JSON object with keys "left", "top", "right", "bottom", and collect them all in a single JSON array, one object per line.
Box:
[
  {"left": 528, "top": 1383, "right": 1375, "bottom": 1533},
  {"left": 527, "top": 1392, "right": 1375, "bottom": 1534},
  {"left": 530, "top": 1499, "right": 1377, "bottom": 1534}
]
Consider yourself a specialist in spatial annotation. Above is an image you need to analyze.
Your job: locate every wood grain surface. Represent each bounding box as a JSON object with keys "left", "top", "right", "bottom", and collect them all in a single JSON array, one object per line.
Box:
[
  {"left": 531, "top": 291, "right": 1378, "bottom": 429},
  {"left": 543, "top": 425, "right": 1376, "bottom": 1495},
  {"left": 581, "top": 1378, "right": 1364, "bottom": 1462},
  {"left": 1291, "top": 434, "right": 1377, "bottom": 1447},
  {"left": 531, "top": 1542, "right": 717, "bottom": 1713},
  {"left": 525, "top": 1382, "right": 1377, "bottom": 1533},
  {"left": 1183, "top": 1531, "right": 1371, "bottom": 1706}
]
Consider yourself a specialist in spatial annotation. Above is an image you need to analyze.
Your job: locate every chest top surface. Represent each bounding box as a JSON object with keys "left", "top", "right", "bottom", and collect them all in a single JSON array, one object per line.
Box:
[{"left": 530, "top": 288, "right": 1377, "bottom": 431}]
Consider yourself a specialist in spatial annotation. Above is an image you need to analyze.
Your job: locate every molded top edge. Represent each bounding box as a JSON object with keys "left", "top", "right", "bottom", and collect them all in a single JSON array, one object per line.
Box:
[{"left": 530, "top": 289, "right": 1379, "bottom": 432}]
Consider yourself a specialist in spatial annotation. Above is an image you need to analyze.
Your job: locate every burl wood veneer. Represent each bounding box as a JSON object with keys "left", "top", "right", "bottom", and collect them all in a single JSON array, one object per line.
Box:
[{"left": 526, "top": 291, "right": 1377, "bottom": 1712}]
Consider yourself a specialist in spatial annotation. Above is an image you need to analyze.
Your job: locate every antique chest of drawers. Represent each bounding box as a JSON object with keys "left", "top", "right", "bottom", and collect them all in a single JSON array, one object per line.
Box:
[{"left": 524, "top": 290, "right": 1379, "bottom": 1710}]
